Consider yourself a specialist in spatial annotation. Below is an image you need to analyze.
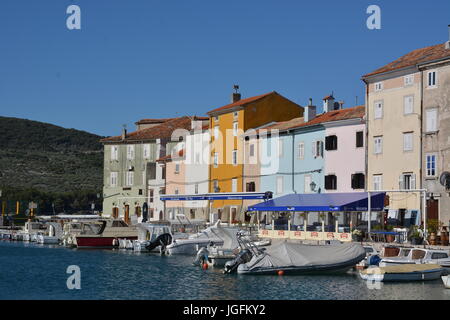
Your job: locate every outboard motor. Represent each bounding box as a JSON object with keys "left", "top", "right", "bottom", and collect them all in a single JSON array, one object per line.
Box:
[
  {"left": 193, "top": 247, "right": 209, "bottom": 266},
  {"left": 368, "top": 254, "right": 381, "bottom": 266},
  {"left": 145, "top": 233, "right": 172, "bottom": 254},
  {"left": 223, "top": 249, "right": 253, "bottom": 274}
]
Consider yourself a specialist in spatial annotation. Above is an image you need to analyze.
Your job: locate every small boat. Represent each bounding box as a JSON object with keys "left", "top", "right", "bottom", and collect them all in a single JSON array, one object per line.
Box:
[
  {"left": 379, "top": 248, "right": 450, "bottom": 268},
  {"left": 76, "top": 219, "right": 137, "bottom": 248},
  {"left": 235, "top": 241, "right": 366, "bottom": 275},
  {"left": 166, "top": 220, "right": 240, "bottom": 255},
  {"left": 360, "top": 264, "right": 444, "bottom": 282},
  {"left": 442, "top": 275, "right": 450, "bottom": 288},
  {"left": 131, "top": 223, "right": 174, "bottom": 252}
]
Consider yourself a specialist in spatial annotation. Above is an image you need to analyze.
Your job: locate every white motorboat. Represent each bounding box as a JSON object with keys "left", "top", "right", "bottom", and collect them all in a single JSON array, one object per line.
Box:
[
  {"left": 167, "top": 220, "right": 240, "bottom": 255},
  {"left": 360, "top": 264, "right": 444, "bottom": 282},
  {"left": 37, "top": 234, "right": 60, "bottom": 244},
  {"left": 379, "top": 248, "right": 450, "bottom": 267},
  {"left": 131, "top": 223, "right": 182, "bottom": 253}
]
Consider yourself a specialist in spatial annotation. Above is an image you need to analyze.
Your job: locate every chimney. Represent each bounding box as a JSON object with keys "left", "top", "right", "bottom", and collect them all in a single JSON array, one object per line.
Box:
[
  {"left": 323, "top": 94, "right": 335, "bottom": 113},
  {"left": 304, "top": 98, "right": 316, "bottom": 122},
  {"left": 122, "top": 125, "right": 127, "bottom": 140},
  {"left": 231, "top": 84, "right": 241, "bottom": 103},
  {"left": 446, "top": 25, "right": 450, "bottom": 50}
]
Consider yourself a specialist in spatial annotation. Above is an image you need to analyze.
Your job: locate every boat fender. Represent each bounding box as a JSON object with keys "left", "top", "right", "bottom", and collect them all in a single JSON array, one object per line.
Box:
[{"left": 277, "top": 270, "right": 284, "bottom": 276}]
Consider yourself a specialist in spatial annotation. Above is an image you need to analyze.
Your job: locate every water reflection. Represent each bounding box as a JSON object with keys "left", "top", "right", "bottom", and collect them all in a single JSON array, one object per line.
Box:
[{"left": 0, "top": 240, "right": 449, "bottom": 300}]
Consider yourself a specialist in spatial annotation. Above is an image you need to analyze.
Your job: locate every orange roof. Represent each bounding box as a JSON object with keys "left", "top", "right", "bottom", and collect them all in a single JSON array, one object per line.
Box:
[
  {"left": 363, "top": 42, "right": 450, "bottom": 78},
  {"left": 207, "top": 91, "right": 275, "bottom": 115},
  {"left": 101, "top": 116, "right": 193, "bottom": 143},
  {"left": 262, "top": 105, "right": 365, "bottom": 132},
  {"left": 135, "top": 118, "right": 175, "bottom": 125}
]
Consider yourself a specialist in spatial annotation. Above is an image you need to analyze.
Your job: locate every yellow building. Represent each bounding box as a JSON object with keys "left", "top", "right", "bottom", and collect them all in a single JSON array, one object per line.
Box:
[{"left": 206, "top": 90, "right": 303, "bottom": 223}]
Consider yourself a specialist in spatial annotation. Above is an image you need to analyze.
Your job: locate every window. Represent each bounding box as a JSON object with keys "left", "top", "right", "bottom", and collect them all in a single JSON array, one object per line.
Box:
[
  {"left": 374, "top": 82, "right": 383, "bottom": 91},
  {"left": 426, "top": 154, "right": 437, "bottom": 177},
  {"left": 374, "top": 101, "right": 383, "bottom": 119},
  {"left": 127, "top": 145, "right": 135, "bottom": 160},
  {"left": 213, "top": 152, "right": 219, "bottom": 167},
  {"left": 399, "top": 173, "right": 416, "bottom": 190},
  {"left": 276, "top": 176, "right": 284, "bottom": 194},
  {"left": 149, "top": 189, "right": 154, "bottom": 203},
  {"left": 351, "top": 173, "right": 365, "bottom": 189},
  {"left": 374, "top": 136, "right": 383, "bottom": 154},
  {"left": 126, "top": 172, "right": 134, "bottom": 186},
  {"left": 232, "top": 150, "right": 238, "bottom": 166},
  {"left": 110, "top": 172, "right": 118, "bottom": 187},
  {"left": 431, "top": 252, "right": 448, "bottom": 259},
  {"left": 143, "top": 144, "right": 151, "bottom": 159},
  {"left": 249, "top": 144, "right": 255, "bottom": 157},
  {"left": 404, "top": 75, "right": 414, "bottom": 86},
  {"left": 403, "top": 132, "right": 413, "bottom": 152},
  {"left": 356, "top": 131, "right": 364, "bottom": 148},
  {"left": 111, "top": 145, "right": 118, "bottom": 160},
  {"left": 325, "top": 175, "right": 337, "bottom": 190},
  {"left": 175, "top": 163, "right": 180, "bottom": 174},
  {"left": 233, "top": 111, "right": 238, "bottom": 119},
  {"left": 312, "top": 141, "right": 323, "bottom": 158},
  {"left": 214, "top": 116, "right": 219, "bottom": 122},
  {"left": 233, "top": 122, "right": 238, "bottom": 136},
  {"left": 174, "top": 189, "right": 179, "bottom": 195},
  {"left": 232, "top": 178, "right": 237, "bottom": 192},
  {"left": 298, "top": 142, "right": 305, "bottom": 159},
  {"left": 404, "top": 95, "right": 414, "bottom": 115},
  {"left": 373, "top": 175, "right": 383, "bottom": 191},
  {"left": 325, "top": 135, "right": 338, "bottom": 151},
  {"left": 277, "top": 140, "right": 283, "bottom": 157},
  {"left": 213, "top": 180, "right": 219, "bottom": 192},
  {"left": 246, "top": 181, "right": 256, "bottom": 192},
  {"left": 304, "top": 175, "right": 312, "bottom": 193},
  {"left": 214, "top": 126, "right": 219, "bottom": 139},
  {"left": 426, "top": 109, "right": 438, "bottom": 132},
  {"left": 195, "top": 183, "right": 199, "bottom": 194},
  {"left": 427, "top": 70, "right": 437, "bottom": 88}
]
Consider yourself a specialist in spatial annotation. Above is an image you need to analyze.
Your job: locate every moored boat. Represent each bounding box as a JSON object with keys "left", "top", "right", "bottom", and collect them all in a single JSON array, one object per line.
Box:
[
  {"left": 379, "top": 248, "right": 450, "bottom": 268},
  {"left": 76, "top": 219, "right": 137, "bottom": 248},
  {"left": 360, "top": 264, "right": 444, "bottom": 282}
]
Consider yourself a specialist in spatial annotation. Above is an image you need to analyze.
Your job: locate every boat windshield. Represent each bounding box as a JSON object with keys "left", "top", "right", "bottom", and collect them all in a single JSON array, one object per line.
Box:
[
  {"left": 81, "top": 223, "right": 103, "bottom": 235},
  {"left": 411, "top": 249, "right": 426, "bottom": 260},
  {"left": 364, "top": 247, "right": 374, "bottom": 253}
]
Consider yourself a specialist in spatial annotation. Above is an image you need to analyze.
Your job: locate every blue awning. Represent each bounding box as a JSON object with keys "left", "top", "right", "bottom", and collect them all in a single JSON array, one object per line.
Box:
[
  {"left": 160, "top": 192, "right": 273, "bottom": 201},
  {"left": 248, "top": 192, "right": 386, "bottom": 212}
]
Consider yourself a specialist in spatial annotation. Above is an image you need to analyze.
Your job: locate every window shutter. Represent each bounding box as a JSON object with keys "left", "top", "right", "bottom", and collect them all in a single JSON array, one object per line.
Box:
[
  {"left": 399, "top": 175, "right": 404, "bottom": 190},
  {"left": 411, "top": 174, "right": 416, "bottom": 190},
  {"left": 312, "top": 141, "right": 317, "bottom": 157}
]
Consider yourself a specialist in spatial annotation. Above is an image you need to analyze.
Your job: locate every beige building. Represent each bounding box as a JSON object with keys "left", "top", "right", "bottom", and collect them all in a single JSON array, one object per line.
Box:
[{"left": 362, "top": 31, "right": 450, "bottom": 227}]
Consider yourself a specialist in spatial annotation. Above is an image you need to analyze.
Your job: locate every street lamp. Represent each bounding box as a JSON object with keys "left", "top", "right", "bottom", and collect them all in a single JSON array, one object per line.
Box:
[{"left": 310, "top": 181, "right": 316, "bottom": 192}]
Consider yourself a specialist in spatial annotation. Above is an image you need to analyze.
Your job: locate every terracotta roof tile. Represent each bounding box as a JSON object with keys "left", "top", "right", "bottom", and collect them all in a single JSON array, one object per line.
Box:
[
  {"left": 101, "top": 116, "right": 193, "bottom": 143},
  {"left": 363, "top": 43, "right": 450, "bottom": 78},
  {"left": 207, "top": 91, "right": 275, "bottom": 115},
  {"left": 262, "top": 105, "right": 365, "bottom": 132},
  {"left": 135, "top": 118, "right": 175, "bottom": 125}
]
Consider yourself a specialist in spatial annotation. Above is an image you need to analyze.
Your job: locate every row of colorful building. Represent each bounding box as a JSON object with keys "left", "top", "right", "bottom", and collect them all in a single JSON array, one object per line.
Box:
[{"left": 100, "top": 35, "right": 450, "bottom": 229}]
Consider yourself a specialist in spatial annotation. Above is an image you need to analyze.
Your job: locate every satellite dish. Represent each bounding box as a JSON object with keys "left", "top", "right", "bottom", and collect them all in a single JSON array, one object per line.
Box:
[{"left": 440, "top": 172, "right": 450, "bottom": 190}]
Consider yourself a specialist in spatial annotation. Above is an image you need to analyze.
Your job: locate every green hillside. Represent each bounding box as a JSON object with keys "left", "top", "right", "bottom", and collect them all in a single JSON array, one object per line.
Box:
[{"left": 0, "top": 116, "right": 105, "bottom": 215}]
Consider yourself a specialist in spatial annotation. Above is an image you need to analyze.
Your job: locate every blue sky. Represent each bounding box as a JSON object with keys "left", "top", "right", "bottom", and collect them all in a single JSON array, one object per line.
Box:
[{"left": 0, "top": 0, "right": 449, "bottom": 137}]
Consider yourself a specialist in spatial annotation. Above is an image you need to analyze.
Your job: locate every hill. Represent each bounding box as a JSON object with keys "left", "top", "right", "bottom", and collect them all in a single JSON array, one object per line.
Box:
[{"left": 0, "top": 116, "right": 104, "bottom": 193}]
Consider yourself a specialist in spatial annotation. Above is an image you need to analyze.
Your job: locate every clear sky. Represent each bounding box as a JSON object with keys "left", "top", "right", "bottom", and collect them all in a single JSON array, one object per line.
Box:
[{"left": 1, "top": 0, "right": 449, "bottom": 137}]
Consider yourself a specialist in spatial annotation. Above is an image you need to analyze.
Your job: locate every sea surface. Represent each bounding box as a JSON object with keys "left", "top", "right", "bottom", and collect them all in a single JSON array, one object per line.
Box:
[{"left": 0, "top": 240, "right": 449, "bottom": 300}]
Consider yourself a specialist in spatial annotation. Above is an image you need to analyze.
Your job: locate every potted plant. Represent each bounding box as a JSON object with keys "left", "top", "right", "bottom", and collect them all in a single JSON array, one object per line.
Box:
[
  {"left": 352, "top": 229, "right": 363, "bottom": 242},
  {"left": 427, "top": 219, "right": 439, "bottom": 245},
  {"left": 408, "top": 225, "right": 423, "bottom": 245}
]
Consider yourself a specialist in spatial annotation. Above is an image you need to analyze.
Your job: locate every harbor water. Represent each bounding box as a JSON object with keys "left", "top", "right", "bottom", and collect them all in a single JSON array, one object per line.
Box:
[{"left": 0, "top": 241, "right": 449, "bottom": 300}]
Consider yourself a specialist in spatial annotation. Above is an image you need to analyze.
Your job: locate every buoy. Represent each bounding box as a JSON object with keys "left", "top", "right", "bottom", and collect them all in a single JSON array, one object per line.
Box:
[
  {"left": 277, "top": 270, "right": 284, "bottom": 276},
  {"left": 202, "top": 263, "right": 209, "bottom": 270}
]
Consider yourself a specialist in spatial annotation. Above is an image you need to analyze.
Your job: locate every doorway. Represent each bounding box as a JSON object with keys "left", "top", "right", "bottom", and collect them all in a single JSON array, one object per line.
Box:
[
  {"left": 427, "top": 199, "right": 439, "bottom": 222},
  {"left": 231, "top": 207, "right": 237, "bottom": 223},
  {"left": 124, "top": 205, "right": 130, "bottom": 224}
]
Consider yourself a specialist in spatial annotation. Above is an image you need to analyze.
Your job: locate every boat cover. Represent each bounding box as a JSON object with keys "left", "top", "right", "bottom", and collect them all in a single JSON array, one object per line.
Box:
[
  {"left": 362, "top": 264, "right": 442, "bottom": 275},
  {"left": 239, "top": 241, "right": 365, "bottom": 273}
]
